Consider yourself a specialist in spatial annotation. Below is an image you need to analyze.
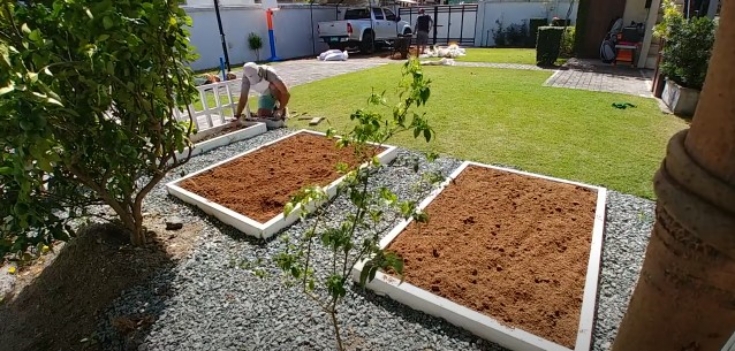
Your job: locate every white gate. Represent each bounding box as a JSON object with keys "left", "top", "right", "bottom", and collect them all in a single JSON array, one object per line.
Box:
[{"left": 173, "top": 79, "right": 252, "bottom": 131}]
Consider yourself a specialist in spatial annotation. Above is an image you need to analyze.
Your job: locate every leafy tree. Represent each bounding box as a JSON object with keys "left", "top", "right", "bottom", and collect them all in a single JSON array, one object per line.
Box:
[
  {"left": 248, "top": 32, "right": 263, "bottom": 62},
  {"left": 275, "top": 59, "right": 439, "bottom": 351},
  {"left": 655, "top": 0, "right": 717, "bottom": 90},
  {"left": 0, "top": 0, "right": 199, "bottom": 256}
]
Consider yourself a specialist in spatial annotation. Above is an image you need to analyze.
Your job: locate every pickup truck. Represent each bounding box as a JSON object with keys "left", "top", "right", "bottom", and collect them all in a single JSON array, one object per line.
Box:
[{"left": 317, "top": 7, "right": 412, "bottom": 54}]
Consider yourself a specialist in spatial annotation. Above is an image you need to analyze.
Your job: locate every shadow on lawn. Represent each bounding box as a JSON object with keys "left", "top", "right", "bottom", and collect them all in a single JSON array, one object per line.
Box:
[{"left": 0, "top": 216, "right": 201, "bottom": 351}]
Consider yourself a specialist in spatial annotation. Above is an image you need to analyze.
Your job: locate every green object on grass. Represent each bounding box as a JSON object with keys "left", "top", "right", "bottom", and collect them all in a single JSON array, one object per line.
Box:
[{"left": 612, "top": 102, "right": 637, "bottom": 109}]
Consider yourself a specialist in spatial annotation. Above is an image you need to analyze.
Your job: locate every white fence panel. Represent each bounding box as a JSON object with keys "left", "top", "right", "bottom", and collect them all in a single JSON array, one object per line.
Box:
[{"left": 174, "top": 80, "right": 241, "bottom": 131}]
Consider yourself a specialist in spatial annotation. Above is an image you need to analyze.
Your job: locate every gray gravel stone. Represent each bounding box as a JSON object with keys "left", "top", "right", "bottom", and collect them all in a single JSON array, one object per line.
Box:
[
  {"left": 165, "top": 217, "right": 184, "bottom": 231},
  {"left": 94, "top": 129, "right": 656, "bottom": 351}
]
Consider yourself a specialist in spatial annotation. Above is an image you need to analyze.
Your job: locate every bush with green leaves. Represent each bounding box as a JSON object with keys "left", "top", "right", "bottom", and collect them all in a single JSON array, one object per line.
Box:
[
  {"left": 657, "top": 0, "right": 716, "bottom": 90},
  {"left": 0, "top": 0, "right": 199, "bottom": 256},
  {"left": 275, "top": 59, "right": 439, "bottom": 351},
  {"left": 560, "top": 26, "right": 575, "bottom": 57},
  {"left": 248, "top": 32, "right": 263, "bottom": 62}
]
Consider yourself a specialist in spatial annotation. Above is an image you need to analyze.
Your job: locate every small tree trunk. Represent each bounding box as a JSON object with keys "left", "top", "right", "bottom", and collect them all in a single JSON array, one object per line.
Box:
[
  {"left": 129, "top": 201, "right": 146, "bottom": 246},
  {"left": 329, "top": 310, "right": 344, "bottom": 351}
]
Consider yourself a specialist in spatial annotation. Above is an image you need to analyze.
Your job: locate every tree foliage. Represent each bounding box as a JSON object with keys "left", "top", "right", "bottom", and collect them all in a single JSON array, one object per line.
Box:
[
  {"left": 656, "top": 1, "right": 716, "bottom": 90},
  {"left": 0, "top": 0, "right": 199, "bottom": 257},
  {"left": 275, "top": 59, "right": 440, "bottom": 351}
]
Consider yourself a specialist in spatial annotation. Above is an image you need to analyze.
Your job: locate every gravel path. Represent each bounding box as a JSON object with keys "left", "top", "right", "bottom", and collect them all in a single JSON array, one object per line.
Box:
[
  {"left": 228, "top": 58, "right": 389, "bottom": 96},
  {"left": 95, "top": 130, "right": 655, "bottom": 351}
]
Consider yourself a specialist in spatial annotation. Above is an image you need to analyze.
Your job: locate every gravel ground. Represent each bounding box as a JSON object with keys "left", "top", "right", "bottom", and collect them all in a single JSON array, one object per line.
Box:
[{"left": 95, "top": 129, "right": 655, "bottom": 351}]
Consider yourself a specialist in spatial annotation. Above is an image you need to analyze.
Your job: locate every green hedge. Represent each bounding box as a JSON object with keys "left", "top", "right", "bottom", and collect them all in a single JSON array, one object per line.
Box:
[{"left": 536, "top": 26, "right": 564, "bottom": 66}]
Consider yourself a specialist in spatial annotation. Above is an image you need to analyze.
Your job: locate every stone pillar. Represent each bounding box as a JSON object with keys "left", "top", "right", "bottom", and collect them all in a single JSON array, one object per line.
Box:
[{"left": 611, "top": 0, "right": 735, "bottom": 350}]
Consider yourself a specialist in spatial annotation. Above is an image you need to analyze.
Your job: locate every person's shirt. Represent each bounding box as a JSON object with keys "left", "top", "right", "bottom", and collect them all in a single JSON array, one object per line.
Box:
[
  {"left": 416, "top": 15, "right": 432, "bottom": 32},
  {"left": 241, "top": 65, "right": 283, "bottom": 95}
]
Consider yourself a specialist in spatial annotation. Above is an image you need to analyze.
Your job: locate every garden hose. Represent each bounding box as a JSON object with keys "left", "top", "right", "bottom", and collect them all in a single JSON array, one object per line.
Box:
[{"left": 612, "top": 102, "right": 637, "bottom": 109}]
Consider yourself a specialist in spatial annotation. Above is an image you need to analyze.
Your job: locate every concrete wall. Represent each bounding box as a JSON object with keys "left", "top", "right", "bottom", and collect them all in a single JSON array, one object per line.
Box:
[
  {"left": 474, "top": 0, "right": 579, "bottom": 47},
  {"left": 185, "top": 5, "right": 338, "bottom": 70},
  {"left": 623, "top": 0, "right": 651, "bottom": 25},
  {"left": 185, "top": 0, "right": 258, "bottom": 7},
  {"left": 184, "top": 0, "right": 578, "bottom": 69}
]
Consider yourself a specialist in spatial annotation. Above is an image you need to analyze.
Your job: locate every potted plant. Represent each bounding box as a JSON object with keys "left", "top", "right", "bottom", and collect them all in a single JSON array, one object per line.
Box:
[
  {"left": 248, "top": 32, "right": 263, "bottom": 62},
  {"left": 657, "top": 0, "right": 716, "bottom": 116}
]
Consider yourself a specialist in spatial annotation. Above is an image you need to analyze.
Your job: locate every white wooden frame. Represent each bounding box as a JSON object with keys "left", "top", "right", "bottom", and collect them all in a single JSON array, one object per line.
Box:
[
  {"left": 173, "top": 78, "right": 258, "bottom": 132},
  {"left": 351, "top": 161, "right": 608, "bottom": 351},
  {"left": 170, "top": 121, "right": 268, "bottom": 163},
  {"left": 165, "top": 130, "right": 399, "bottom": 239}
]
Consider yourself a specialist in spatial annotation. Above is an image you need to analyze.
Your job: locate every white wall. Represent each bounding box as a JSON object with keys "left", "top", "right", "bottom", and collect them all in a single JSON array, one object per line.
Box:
[
  {"left": 185, "top": 5, "right": 339, "bottom": 70},
  {"left": 474, "top": 0, "right": 578, "bottom": 47},
  {"left": 272, "top": 6, "right": 337, "bottom": 59},
  {"left": 184, "top": 0, "right": 258, "bottom": 7},
  {"left": 623, "top": 0, "right": 651, "bottom": 25}
]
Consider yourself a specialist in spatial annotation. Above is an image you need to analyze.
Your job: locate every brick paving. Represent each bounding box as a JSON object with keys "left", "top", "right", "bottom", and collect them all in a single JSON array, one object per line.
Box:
[
  {"left": 453, "top": 61, "right": 545, "bottom": 71},
  {"left": 544, "top": 58, "right": 654, "bottom": 98}
]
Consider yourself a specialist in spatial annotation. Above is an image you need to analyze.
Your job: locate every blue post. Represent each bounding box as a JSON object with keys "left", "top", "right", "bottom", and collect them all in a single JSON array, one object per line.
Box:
[
  {"left": 266, "top": 9, "right": 281, "bottom": 62},
  {"left": 267, "top": 29, "right": 281, "bottom": 62},
  {"left": 219, "top": 57, "right": 226, "bottom": 81}
]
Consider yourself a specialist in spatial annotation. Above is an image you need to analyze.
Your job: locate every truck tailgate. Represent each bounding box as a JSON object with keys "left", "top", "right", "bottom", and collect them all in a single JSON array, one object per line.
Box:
[{"left": 318, "top": 21, "right": 349, "bottom": 37}]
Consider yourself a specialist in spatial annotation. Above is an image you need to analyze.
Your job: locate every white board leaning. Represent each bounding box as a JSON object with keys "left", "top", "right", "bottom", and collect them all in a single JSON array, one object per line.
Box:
[{"left": 351, "top": 161, "right": 607, "bottom": 351}]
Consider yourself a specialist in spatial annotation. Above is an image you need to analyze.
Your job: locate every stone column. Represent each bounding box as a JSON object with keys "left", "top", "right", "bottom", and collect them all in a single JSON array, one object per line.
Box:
[{"left": 611, "top": 0, "right": 735, "bottom": 350}]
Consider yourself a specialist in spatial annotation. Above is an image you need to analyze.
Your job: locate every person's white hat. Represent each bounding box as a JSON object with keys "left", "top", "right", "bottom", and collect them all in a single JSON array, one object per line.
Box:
[{"left": 242, "top": 62, "right": 261, "bottom": 85}]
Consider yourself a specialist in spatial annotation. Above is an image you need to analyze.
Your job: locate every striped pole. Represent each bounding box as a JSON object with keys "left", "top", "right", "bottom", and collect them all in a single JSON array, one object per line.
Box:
[{"left": 266, "top": 8, "right": 281, "bottom": 62}]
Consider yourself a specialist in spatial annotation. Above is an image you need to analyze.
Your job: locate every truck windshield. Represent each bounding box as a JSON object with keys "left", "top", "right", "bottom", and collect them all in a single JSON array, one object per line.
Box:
[{"left": 344, "top": 9, "right": 370, "bottom": 20}]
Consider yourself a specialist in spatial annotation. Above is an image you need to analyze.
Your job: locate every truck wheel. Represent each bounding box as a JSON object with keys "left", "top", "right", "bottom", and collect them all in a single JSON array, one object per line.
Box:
[
  {"left": 403, "top": 28, "right": 412, "bottom": 36},
  {"left": 360, "top": 31, "right": 375, "bottom": 54}
]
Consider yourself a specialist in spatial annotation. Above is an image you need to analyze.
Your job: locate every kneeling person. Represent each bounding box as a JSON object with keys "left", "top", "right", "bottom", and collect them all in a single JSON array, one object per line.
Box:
[{"left": 234, "top": 62, "right": 290, "bottom": 119}]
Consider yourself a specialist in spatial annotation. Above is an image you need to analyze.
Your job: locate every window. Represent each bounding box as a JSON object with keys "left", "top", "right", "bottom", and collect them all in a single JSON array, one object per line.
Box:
[
  {"left": 344, "top": 8, "right": 371, "bottom": 20},
  {"left": 372, "top": 7, "right": 384, "bottom": 20},
  {"left": 384, "top": 8, "right": 396, "bottom": 21}
]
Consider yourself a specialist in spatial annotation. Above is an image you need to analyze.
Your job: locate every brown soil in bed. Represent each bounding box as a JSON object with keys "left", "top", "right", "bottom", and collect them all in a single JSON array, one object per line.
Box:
[
  {"left": 386, "top": 165, "right": 597, "bottom": 348},
  {"left": 179, "top": 132, "right": 385, "bottom": 223}
]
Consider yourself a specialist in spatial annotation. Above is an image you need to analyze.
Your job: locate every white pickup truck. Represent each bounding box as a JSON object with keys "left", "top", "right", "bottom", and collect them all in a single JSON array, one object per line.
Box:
[{"left": 317, "top": 7, "right": 412, "bottom": 54}]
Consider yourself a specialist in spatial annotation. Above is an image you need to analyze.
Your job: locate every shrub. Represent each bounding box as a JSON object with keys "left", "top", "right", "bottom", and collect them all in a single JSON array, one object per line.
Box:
[
  {"left": 560, "top": 27, "right": 576, "bottom": 57},
  {"left": 273, "top": 59, "right": 440, "bottom": 351},
  {"left": 657, "top": 1, "right": 716, "bottom": 90},
  {"left": 248, "top": 32, "right": 263, "bottom": 61},
  {"left": 0, "top": 0, "right": 199, "bottom": 255},
  {"left": 536, "top": 26, "right": 564, "bottom": 66},
  {"left": 492, "top": 19, "right": 530, "bottom": 47}
]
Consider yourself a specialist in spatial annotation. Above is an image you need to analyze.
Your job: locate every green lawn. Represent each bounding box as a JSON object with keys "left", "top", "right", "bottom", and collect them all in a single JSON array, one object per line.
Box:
[
  {"left": 454, "top": 48, "right": 536, "bottom": 65},
  {"left": 286, "top": 65, "right": 687, "bottom": 199}
]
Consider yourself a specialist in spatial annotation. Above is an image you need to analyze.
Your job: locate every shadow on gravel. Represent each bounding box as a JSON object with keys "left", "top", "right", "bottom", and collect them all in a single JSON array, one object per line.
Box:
[
  {"left": 0, "top": 216, "right": 202, "bottom": 351},
  {"left": 164, "top": 195, "right": 282, "bottom": 245},
  {"left": 165, "top": 191, "right": 347, "bottom": 246},
  {"left": 349, "top": 284, "right": 506, "bottom": 351}
]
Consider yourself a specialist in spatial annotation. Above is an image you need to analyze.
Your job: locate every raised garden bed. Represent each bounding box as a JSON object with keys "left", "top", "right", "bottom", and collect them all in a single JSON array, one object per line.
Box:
[
  {"left": 166, "top": 130, "right": 398, "bottom": 238},
  {"left": 351, "top": 161, "right": 606, "bottom": 351},
  {"left": 172, "top": 121, "right": 267, "bottom": 161}
]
